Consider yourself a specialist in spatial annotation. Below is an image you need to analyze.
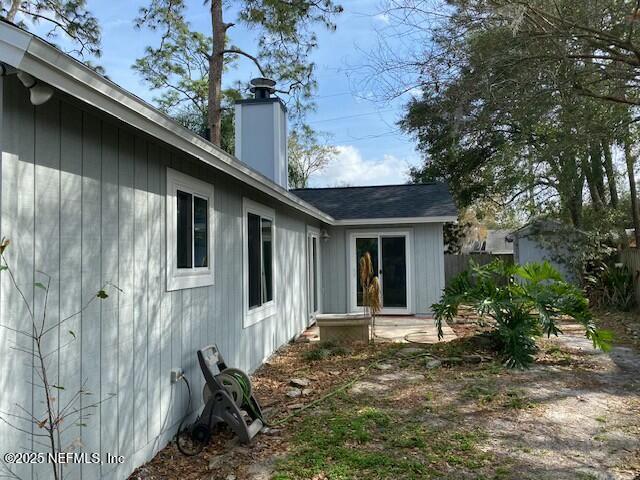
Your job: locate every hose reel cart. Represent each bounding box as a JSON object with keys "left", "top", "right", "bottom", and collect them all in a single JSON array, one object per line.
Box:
[{"left": 177, "top": 344, "right": 264, "bottom": 455}]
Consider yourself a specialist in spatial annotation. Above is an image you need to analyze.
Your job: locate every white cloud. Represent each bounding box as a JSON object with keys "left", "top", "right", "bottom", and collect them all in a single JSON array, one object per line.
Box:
[
  {"left": 308, "top": 145, "right": 419, "bottom": 187},
  {"left": 104, "top": 18, "right": 131, "bottom": 30},
  {"left": 406, "top": 87, "right": 422, "bottom": 98},
  {"left": 374, "top": 13, "right": 390, "bottom": 24}
]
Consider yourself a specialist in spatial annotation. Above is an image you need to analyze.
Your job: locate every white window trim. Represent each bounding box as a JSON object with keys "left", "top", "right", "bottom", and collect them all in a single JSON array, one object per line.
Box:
[
  {"left": 166, "top": 167, "right": 215, "bottom": 291},
  {"left": 243, "top": 198, "right": 277, "bottom": 328},
  {"left": 307, "top": 226, "right": 322, "bottom": 323}
]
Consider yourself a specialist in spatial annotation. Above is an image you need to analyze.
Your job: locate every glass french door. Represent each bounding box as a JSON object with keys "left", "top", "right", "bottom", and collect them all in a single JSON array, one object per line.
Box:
[{"left": 351, "top": 232, "right": 411, "bottom": 314}]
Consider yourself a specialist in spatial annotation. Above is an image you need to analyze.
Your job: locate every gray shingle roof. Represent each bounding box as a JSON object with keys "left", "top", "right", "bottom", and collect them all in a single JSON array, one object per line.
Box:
[{"left": 291, "top": 183, "right": 457, "bottom": 221}]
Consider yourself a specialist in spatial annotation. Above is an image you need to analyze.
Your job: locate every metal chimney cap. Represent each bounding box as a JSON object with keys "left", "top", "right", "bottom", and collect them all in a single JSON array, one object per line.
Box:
[{"left": 250, "top": 77, "right": 276, "bottom": 98}]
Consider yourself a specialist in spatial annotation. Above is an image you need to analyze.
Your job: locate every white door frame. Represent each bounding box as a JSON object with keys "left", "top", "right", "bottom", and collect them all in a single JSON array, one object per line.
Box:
[
  {"left": 348, "top": 229, "right": 413, "bottom": 315},
  {"left": 307, "top": 226, "right": 322, "bottom": 324}
]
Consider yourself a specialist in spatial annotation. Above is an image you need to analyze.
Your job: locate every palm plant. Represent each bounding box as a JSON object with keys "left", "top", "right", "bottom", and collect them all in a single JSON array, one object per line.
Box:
[
  {"left": 432, "top": 260, "right": 612, "bottom": 368},
  {"left": 359, "top": 252, "right": 382, "bottom": 342}
]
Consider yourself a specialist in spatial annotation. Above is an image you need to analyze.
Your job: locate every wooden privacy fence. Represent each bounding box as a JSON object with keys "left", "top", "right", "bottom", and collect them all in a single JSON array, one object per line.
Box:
[
  {"left": 620, "top": 248, "right": 640, "bottom": 305},
  {"left": 444, "top": 253, "right": 514, "bottom": 286}
]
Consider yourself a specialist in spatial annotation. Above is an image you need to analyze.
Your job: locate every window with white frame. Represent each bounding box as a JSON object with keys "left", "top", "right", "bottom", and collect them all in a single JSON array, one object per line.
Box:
[
  {"left": 243, "top": 198, "right": 276, "bottom": 327},
  {"left": 166, "top": 168, "right": 215, "bottom": 291}
]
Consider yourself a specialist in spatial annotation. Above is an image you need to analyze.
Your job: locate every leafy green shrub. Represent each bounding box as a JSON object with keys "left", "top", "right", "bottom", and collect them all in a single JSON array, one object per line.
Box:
[
  {"left": 529, "top": 223, "right": 634, "bottom": 311},
  {"left": 605, "top": 264, "right": 635, "bottom": 311},
  {"left": 432, "top": 260, "right": 612, "bottom": 368},
  {"left": 586, "top": 263, "right": 635, "bottom": 311}
]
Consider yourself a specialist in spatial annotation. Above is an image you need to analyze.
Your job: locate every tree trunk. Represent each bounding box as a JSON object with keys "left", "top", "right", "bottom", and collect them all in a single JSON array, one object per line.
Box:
[
  {"left": 527, "top": 154, "right": 536, "bottom": 214},
  {"left": 565, "top": 173, "right": 584, "bottom": 228},
  {"left": 7, "top": 0, "right": 20, "bottom": 21},
  {"left": 582, "top": 155, "right": 603, "bottom": 210},
  {"left": 557, "top": 173, "right": 584, "bottom": 228},
  {"left": 208, "top": 0, "right": 225, "bottom": 146},
  {"left": 601, "top": 140, "right": 619, "bottom": 209},
  {"left": 569, "top": 185, "right": 584, "bottom": 228},
  {"left": 554, "top": 152, "right": 583, "bottom": 226},
  {"left": 590, "top": 144, "right": 607, "bottom": 205},
  {"left": 624, "top": 137, "right": 640, "bottom": 248}
]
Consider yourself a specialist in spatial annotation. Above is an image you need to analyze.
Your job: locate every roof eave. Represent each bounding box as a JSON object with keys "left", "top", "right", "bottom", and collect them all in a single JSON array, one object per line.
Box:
[
  {"left": 332, "top": 216, "right": 457, "bottom": 226},
  {"left": 0, "top": 22, "right": 334, "bottom": 224}
]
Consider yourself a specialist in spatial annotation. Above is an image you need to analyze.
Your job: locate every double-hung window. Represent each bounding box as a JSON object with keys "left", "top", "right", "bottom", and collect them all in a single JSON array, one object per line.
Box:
[
  {"left": 243, "top": 198, "right": 276, "bottom": 327},
  {"left": 166, "top": 168, "right": 214, "bottom": 291}
]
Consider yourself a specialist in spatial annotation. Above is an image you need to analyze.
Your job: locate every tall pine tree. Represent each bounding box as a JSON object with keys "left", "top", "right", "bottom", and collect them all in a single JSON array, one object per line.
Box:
[
  {"left": 134, "top": 0, "right": 342, "bottom": 148},
  {"left": 1, "top": 0, "right": 100, "bottom": 58}
]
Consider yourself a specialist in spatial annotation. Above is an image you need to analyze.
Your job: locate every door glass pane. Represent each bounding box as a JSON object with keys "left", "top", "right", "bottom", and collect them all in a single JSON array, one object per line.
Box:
[
  {"left": 381, "top": 236, "right": 407, "bottom": 308},
  {"left": 176, "top": 190, "right": 192, "bottom": 269},
  {"left": 261, "top": 218, "right": 273, "bottom": 303},
  {"left": 193, "top": 196, "right": 208, "bottom": 267},
  {"left": 356, "top": 237, "right": 378, "bottom": 307},
  {"left": 247, "top": 213, "right": 261, "bottom": 308}
]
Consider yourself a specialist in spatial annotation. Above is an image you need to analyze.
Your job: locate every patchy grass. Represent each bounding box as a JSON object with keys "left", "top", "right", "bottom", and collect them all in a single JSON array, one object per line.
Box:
[
  {"left": 457, "top": 370, "right": 535, "bottom": 411},
  {"left": 271, "top": 320, "right": 639, "bottom": 480},
  {"left": 302, "top": 341, "right": 351, "bottom": 362},
  {"left": 461, "top": 382, "right": 499, "bottom": 404},
  {"left": 272, "top": 353, "right": 515, "bottom": 479},
  {"left": 133, "top": 315, "right": 640, "bottom": 480},
  {"left": 273, "top": 398, "right": 494, "bottom": 480},
  {"left": 502, "top": 389, "right": 535, "bottom": 410},
  {"left": 541, "top": 344, "right": 574, "bottom": 364}
]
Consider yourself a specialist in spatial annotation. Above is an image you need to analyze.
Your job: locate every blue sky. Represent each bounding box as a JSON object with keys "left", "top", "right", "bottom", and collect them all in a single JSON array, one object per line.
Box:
[{"left": 36, "top": 1, "right": 423, "bottom": 187}]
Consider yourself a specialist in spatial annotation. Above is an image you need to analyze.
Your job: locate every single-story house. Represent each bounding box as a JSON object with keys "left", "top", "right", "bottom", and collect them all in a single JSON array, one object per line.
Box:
[{"left": 0, "top": 20, "right": 456, "bottom": 479}]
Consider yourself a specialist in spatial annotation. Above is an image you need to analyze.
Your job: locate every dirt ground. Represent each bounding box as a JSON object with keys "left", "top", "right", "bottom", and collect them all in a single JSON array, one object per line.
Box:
[{"left": 131, "top": 313, "right": 640, "bottom": 480}]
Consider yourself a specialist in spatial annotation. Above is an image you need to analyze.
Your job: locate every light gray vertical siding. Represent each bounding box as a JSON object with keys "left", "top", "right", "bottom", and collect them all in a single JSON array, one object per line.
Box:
[
  {"left": 514, "top": 234, "right": 578, "bottom": 284},
  {"left": 117, "top": 128, "right": 135, "bottom": 475},
  {"left": 133, "top": 134, "right": 148, "bottom": 454},
  {"left": 236, "top": 100, "right": 288, "bottom": 189},
  {"left": 81, "top": 109, "right": 103, "bottom": 478},
  {"left": 59, "top": 102, "right": 83, "bottom": 480},
  {"left": 237, "top": 103, "right": 276, "bottom": 180},
  {"left": 414, "top": 223, "right": 445, "bottom": 313},
  {"left": 1, "top": 76, "right": 35, "bottom": 480},
  {"left": 321, "top": 224, "right": 445, "bottom": 315},
  {"left": 321, "top": 227, "right": 348, "bottom": 313},
  {"left": 100, "top": 121, "right": 119, "bottom": 477},
  {"left": 33, "top": 96, "right": 61, "bottom": 480},
  {"left": 0, "top": 77, "right": 312, "bottom": 479},
  {"left": 147, "top": 143, "right": 163, "bottom": 450}
]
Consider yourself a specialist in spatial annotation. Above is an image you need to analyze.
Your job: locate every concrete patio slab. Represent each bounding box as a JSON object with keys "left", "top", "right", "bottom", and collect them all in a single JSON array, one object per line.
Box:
[{"left": 298, "top": 315, "right": 456, "bottom": 344}]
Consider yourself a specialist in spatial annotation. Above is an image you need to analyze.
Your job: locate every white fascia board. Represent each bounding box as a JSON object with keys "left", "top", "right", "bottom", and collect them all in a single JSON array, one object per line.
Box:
[
  {"left": 333, "top": 216, "right": 457, "bottom": 226},
  {"left": 0, "top": 22, "right": 333, "bottom": 224},
  {"left": 0, "top": 23, "right": 31, "bottom": 67}
]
